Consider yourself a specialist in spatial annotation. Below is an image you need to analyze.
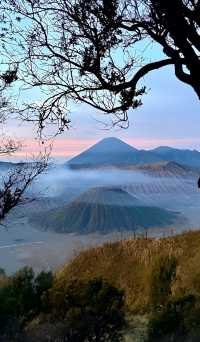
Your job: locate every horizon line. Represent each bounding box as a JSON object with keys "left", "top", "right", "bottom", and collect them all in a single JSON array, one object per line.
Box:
[{"left": 1, "top": 137, "right": 200, "bottom": 161}]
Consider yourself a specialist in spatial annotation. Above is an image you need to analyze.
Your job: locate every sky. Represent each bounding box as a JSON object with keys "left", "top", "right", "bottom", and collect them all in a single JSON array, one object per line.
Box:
[{"left": 2, "top": 55, "right": 200, "bottom": 162}]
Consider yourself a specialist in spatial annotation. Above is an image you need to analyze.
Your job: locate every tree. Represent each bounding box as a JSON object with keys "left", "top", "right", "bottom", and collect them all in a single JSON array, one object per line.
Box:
[
  {"left": 1, "top": 0, "right": 199, "bottom": 132},
  {"left": 0, "top": 135, "right": 49, "bottom": 224},
  {"left": 0, "top": 267, "right": 53, "bottom": 340},
  {"left": 34, "top": 270, "right": 53, "bottom": 313},
  {"left": 0, "top": 275, "right": 125, "bottom": 341},
  {"left": 0, "top": 30, "right": 50, "bottom": 222},
  {"left": 147, "top": 255, "right": 199, "bottom": 341},
  {"left": 142, "top": 0, "right": 200, "bottom": 98},
  {"left": 0, "top": 153, "right": 49, "bottom": 221},
  {"left": 148, "top": 293, "right": 196, "bottom": 341},
  {"left": 47, "top": 278, "right": 125, "bottom": 341},
  {"left": 0, "top": 138, "right": 20, "bottom": 156}
]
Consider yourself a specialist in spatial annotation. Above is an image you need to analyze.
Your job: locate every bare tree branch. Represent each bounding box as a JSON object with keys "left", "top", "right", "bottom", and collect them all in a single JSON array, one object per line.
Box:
[
  {"left": 0, "top": 0, "right": 198, "bottom": 134},
  {"left": 0, "top": 138, "right": 21, "bottom": 155},
  {"left": 0, "top": 150, "right": 50, "bottom": 221}
]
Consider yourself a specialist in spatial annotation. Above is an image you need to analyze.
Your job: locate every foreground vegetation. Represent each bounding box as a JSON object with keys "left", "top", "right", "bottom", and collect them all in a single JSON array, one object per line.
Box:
[{"left": 2, "top": 230, "right": 200, "bottom": 341}]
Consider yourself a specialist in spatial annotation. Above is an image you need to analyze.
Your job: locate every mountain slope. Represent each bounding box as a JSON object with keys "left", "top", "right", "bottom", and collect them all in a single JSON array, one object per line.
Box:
[
  {"left": 67, "top": 138, "right": 200, "bottom": 169},
  {"left": 67, "top": 137, "right": 162, "bottom": 169},
  {"left": 58, "top": 230, "right": 200, "bottom": 312},
  {"left": 152, "top": 146, "right": 200, "bottom": 168},
  {"left": 134, "top": 161, "right": 196, "bottom": 177},
  {"left": 32, "top": 187, "right": 179, "bottom": 234},
  {"left": 0, "top": 161, "right": 19, "bottom": 171}
]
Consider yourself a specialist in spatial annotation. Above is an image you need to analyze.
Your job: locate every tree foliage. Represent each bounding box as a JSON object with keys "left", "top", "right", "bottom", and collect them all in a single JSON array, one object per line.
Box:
[
  {"left": 0, "top": 271, "right": 125, "bottom": 341},
  {"left": 47, "top": 278, "right": 125, "bottom": 341},
  {"left": 0, "top": 267, "right": 53, "bottom": 340},
  {"left": 0, "top": 153, "right": 49, "bottom": 221},
  {"left": 0, "top": 0, "right": 199, "bottom": 132},
  {"left": 148, "top": 294, "right": 196, "bottom": 342},
  {"left": 0, "top": 16, "right": 50, "bottom": 222}
]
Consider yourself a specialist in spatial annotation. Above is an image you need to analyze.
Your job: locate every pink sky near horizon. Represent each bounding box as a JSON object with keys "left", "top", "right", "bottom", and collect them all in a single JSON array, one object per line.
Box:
[
  {"left": 2, "top": 137, "right": 200, "bottom": 161},
  {"left": 2, "top": 62, "right": 200, "bottom": 162}
]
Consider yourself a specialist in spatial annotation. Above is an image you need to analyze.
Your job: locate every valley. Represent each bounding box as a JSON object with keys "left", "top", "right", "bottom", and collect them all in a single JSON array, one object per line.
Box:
[{"left": 0, "top": 138, "right": 200, "bottom": 274}]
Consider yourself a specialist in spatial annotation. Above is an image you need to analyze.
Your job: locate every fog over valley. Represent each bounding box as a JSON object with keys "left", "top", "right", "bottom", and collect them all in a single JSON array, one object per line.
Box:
[{"left": 0, "top": 138, "right": 200, "bottom": 273}]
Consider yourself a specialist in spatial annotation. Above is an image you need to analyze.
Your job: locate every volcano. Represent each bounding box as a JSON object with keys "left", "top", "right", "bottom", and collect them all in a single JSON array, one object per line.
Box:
[
  {"left": 67, "top": 138, "right": 200, "bottom": 169},
  {"left": 67, "top": 137, "right": 161, "bottom": 169},
  {"left": 32, "top": 186, "right": 179, "bottom": 234}
]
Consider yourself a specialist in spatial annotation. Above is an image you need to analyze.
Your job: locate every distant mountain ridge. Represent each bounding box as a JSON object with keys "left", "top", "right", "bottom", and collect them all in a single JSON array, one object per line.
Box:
[
  {"left": 67, "top": 138, "right": 200, "bottom": 169},
  {"left": 131, "top": 161, "right": 196, "bottom": 177},
  {"left": 0, "top": 161, "right": 19, "bottom": 170},
  {"left": 0, "top": 161, "right": 30, "bottom": 170},
  {"left": 151, "top": 146, "right": 200, "bottom": 168}
]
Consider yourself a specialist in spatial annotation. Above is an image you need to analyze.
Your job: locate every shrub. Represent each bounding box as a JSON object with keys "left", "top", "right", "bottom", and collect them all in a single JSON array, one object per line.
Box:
[
  {"left": 0, "top": 267, "right": 53, "bottom": 340},
  {"left": 48, "top": 278, "right": 125, "bottom": 341},
  {"left": 148, "top": 294, "right": 196, "bottom": 341},
  {"left": 149, "top": 255, "right": 177, "bottom": 309}
]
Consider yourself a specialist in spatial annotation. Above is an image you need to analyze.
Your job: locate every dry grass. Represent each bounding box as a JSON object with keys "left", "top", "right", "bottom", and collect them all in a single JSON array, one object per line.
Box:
[{"left": 55, "top": 230, "right": 200, "bottom": 312}]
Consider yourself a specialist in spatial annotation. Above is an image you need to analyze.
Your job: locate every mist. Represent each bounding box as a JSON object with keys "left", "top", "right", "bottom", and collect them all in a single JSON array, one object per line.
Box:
[
  {"left": 30, "top": 164, "right": 199, "bottom": 206},
  {"left": 0, "top": 162, "right": 199, "bottom": 274},
  {"left": 30, "top": 165, "right": 157, "bottom": 199}
]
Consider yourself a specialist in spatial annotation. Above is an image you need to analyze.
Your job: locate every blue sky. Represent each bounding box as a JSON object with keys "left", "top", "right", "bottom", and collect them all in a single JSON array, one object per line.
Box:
[
  {"left": 1, "top": 7, "right": 199, "bottom": 161},
  {"left": 3, "top": 50, "right": 200, "bottom": 160}
]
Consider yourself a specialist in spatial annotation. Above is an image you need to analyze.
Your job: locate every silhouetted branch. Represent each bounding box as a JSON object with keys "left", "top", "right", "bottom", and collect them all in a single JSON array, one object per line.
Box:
[
  {"left": 0, "top": 138, "right": 21, "bottom": 155},
  {"left": 0, "top": 151, "right": 50, "bottom": 221},
  {"left": 0, "top": 0, "right": 199, "bottom": 134}
]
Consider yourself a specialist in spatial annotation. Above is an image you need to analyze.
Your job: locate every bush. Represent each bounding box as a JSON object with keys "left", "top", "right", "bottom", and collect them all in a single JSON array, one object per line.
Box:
[
  {"left": 47, "top": 278, "right": 125, "bottom": 341},
  {"left": 0, "top": 270, "right": 125, "bottom": 341},
  {"left": 0, "top": 268, "right": 5, "bottom": 277},
  {"left": 149, "top": 255, "right": 177, "bottom": 309},
  {"left": 148, "top": 294, "right": 196, "bottom": 342},
  {"left": 0, "top": 267, "right": 53, "bottom": 340}
]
